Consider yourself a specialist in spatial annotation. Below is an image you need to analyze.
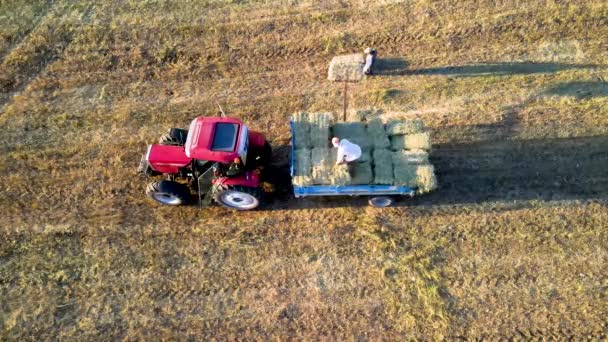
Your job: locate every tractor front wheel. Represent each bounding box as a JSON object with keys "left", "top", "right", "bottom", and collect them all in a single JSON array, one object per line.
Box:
[
  {"left": 146, "top": 180, "right": 191, "bottom": 205},
  {"left": 213, "top": 185, "right": 262, "bottom": 210}
]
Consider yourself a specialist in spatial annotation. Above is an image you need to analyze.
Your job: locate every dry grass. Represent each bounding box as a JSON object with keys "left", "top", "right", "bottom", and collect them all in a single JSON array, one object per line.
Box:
[{"left": 1, "top": 0, "right": 608, "bottom": 339}]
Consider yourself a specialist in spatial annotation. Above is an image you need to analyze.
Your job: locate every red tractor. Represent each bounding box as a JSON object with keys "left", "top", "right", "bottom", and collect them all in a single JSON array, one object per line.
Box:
[{"left": 137, "top": 116, "right": 271, "bottom": 210}]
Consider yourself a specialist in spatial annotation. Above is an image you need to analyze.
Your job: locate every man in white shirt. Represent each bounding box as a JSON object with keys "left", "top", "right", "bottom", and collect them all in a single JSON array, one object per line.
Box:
[
  {"left": 332, "top": 137, "right": 362, "bottom": 164},
  {"left": 362, "top": 47, "right": 377, "bottom": 75}
]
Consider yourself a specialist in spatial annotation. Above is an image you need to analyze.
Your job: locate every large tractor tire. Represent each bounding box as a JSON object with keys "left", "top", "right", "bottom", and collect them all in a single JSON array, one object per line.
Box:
[
  {"left": 159, "top": 128, "right": 188, "bottom": 146},
  {"left": 213, "top": 185, "right": 262, "bottom": 210},
  {"left": 146, "top": 180, "right": 191, "bottom": 205}
]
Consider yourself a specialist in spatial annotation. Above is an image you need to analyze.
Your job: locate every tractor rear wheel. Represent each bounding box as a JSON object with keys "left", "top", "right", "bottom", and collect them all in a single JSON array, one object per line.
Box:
[
  {"left": 213, "top": 185, "right": 262, "bottom": 210},
  {"left": 146, "top": 180, "right": 191, "bottom": 205},
  {"left": 159, "top": 128, "right": 188, "bottom": 146}
]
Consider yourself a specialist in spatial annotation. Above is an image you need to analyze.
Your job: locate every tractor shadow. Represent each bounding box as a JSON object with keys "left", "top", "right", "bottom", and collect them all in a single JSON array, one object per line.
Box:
[
  {"left": 374, "top": 59, "right": 600, "bottom": 77},
  {"left": 263, "top": 134, "right": 608, "bottom": 210},
  {"left": 543, "top": 80, "right": 608, "bottom": 99}
]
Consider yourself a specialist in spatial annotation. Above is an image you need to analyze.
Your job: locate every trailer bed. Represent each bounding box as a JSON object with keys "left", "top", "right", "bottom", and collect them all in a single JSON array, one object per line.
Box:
[{"left": 290, "top": 121, "right": 416, "bottom": 199}]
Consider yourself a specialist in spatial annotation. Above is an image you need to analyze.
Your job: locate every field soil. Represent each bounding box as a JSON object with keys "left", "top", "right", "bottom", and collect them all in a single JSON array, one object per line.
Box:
[{"left": 1, "top": 0, "right": 608, "bottom": 339}]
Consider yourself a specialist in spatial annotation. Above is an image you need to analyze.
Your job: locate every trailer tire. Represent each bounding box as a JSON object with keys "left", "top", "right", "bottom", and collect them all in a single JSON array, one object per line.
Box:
[
  {"left": 368, "top": 196, "right": 393, "bottom": 208},
  {"left": 146, "top": 180, "right": 191, "bottom": 205},
  {"left": 213, "top": 185, "right": 262, "bottom": 210}
]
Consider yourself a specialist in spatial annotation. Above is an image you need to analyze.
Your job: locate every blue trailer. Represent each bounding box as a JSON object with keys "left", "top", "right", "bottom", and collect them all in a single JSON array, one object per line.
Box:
[{"left": 290, "top": 121, "right": 416, "bottom": 207}]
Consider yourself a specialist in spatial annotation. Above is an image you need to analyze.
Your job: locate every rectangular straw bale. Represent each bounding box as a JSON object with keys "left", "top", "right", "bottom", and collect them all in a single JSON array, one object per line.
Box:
[
  {"left": 330, "top": 164, "right": 351, "bottom": 186},
  {"left": 372, "top": 149, "right": 393, "bottom": 184},
  {"left": 355, "top": 150, "right": 372, "bottom": 163},
  {"left": 349, "top": 162, "right": 373, "bottom": 185},
  {"left": 390, "top": 131, "right": 432, "bottom": 151},
  {"left": 292, "top": 112, "right": 311, "bottom": 149},
  {"left": 392, "top": 151, "right": 420, "bottom": 187},
  {"left": 292, "top": 148, "right": 313, "bottom": 186},
  {"left": 331, "top": 122, "right": 372, "bottom": 150},
  {"left": 366, "top": 118, "right": 390, "bottom": 149},
  {"left": 328, "top": 54, "right": 365, "bottom": 82},
  {"left": 311, "top": 148, "right": 336, "bottom": 184},
  {"left": 386, "top": 120, "right": 425, "bottom": 136},
  {"left": 416, "top": 163, "right": 438, "bottom": 193},
  {"left": 292, "top": 175, "right": 313, "bottom": 186},
  {"left": 395, "top": 149, "right": 429, "bottom": 164},
  {"left": 309, "top": 112, "right": 333, "bottom": 148}
]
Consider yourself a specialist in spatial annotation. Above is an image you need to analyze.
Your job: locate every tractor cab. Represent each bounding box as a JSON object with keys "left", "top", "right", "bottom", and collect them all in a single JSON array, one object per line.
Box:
[{"left": 185, "top": 116, "right": 249, "bottom": 166}]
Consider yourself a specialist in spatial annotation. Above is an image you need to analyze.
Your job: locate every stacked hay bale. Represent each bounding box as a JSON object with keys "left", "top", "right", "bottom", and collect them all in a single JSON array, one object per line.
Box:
[
  {"left": 331, "top": 122, "right": 373, "bottom": 151},
  {"left": 388, "top": 120, "right": 437, "bottom": 193},
  {"left": 372, "top": 149, "right": 393, "bottom": 184},
  {"left": 291, "top": 112, "right": 312, "bottom": 186},
  {"left": 327, "top": 54, "right": 365, "bottom": 82},
  {"left": 292, "top": 112, "right": 350, "bottom": 186},
  {"left": 292, "top": 110, "right": 437, "bottom": 193}
]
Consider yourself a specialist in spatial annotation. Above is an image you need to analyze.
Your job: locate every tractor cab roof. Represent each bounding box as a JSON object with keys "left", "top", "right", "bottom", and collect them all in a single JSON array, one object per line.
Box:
[{"left": 185, "top": 116, "right": 247, "bottom": 163}]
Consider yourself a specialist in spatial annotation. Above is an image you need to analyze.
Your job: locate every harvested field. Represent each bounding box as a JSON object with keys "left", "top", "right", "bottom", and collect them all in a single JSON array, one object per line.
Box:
[{"left": 2, "top": 0, "right": 608, "bottom": 340}]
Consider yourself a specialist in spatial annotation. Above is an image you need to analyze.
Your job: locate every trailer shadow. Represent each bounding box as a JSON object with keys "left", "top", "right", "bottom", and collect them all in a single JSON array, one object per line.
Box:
[
  {"left": 263, "top": 135, "right": 608, "bottom": 210},
  {"left": 374, "top": 59, "right": 600, "bottom": 78}
]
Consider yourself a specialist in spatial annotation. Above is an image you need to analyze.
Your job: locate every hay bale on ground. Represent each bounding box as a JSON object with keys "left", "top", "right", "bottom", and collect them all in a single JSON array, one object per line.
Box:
[
  {"left": 416, "top": 163, "right": 438, "bottom": 193},
  {"left": 386, "top": 120, "right": 425, "bottom": 136},
  {"left": 367, "top": 118, "right": 390, "bottom": 149},
  {"left": 331, "top": 122, "right": 372, "bottom": 150},
  {"left": 292, "top": 112, "right": 311, "bottom": 149},
  {"left": 328, "top": 54, "right": 365, "bottom": 82},
  {"left": 349, "top": 162, "right": 373, "bottom": 185},
  {"left": 390, "top": 131, "right": 432, "bottom": 151},
  {"left": 309, "top": 112, "right": 333, "bottom": 148},
  {"left": 311, "top": 148, "right": 336, "bottom": 184},
  {"left": 372, "top": 149, "right": 393, "bottom": 184},
  {"left": 292, "top": 148, "right": 313, "bottom": 186}
]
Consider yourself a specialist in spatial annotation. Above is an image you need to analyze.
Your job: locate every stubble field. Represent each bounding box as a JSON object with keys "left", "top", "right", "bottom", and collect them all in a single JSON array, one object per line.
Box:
[{"left": 1, "top": 0, "right": 608, "bottom": 339}]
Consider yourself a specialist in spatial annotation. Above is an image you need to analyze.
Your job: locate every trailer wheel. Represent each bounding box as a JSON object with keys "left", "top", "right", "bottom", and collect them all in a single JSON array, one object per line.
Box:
[
  {"left": 146, "top": 180, "right": 191, "bottom": 205},
  {"left": 213, "top": 185, "right": 262, "bottom": 210},
  {"left": 368, "top": 196, "right": 393, "bottom": 208}
]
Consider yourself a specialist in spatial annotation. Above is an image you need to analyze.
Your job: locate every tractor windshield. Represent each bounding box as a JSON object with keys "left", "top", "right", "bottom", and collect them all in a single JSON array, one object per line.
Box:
[{"left": 211, "top": 123, "right": 239, "bottom": 152}]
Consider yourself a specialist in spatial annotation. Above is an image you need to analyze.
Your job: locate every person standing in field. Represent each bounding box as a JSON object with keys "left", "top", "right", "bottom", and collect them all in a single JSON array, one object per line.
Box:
[
  {"left": 363, "top": 47, "right": 377, "bottom": 75},
  {"left": 332, "top": 137, "right": 362, "bottom": 164}
]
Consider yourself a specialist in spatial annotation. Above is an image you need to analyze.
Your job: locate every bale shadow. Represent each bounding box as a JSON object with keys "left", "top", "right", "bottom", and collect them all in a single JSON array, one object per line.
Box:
[
  {"left": 543, "top": 80, "right": 608, "bottom": 99},
  {"left": 374, "top": 57, "right": 410, "bottom": 76},
  {"left": 380, "top": 61, "right": 599, "bottom": 77},
  {"left": 263, "top": 134, "right": 608, "bottom": 210}
]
